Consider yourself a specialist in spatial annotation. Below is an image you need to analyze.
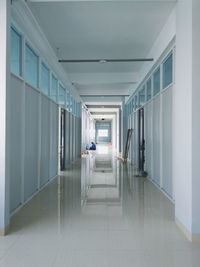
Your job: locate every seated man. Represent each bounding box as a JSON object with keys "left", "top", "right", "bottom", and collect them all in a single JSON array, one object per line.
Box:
[{"left": 89, "top": 142, "right": 96, "bottom": 150}]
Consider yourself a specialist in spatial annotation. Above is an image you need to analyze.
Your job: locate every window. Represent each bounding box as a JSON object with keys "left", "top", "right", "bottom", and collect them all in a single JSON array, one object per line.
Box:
[
  {"left": 70, "top": 95, "right": 73, "bottom": 112},
  {"left": 147, "top": 78, "right": 152, "bottom": 101},
  {"left": 98, "top": 129, "right": 108, "bottom": 137},
  {"left": 163, "top": 53, "right": 173, "bottom": 89},
  {"left": 65, "top": 91, "right": 70, "bottom": 110},
  {"left": 132, "top": 99, "right": 135, "bottom": 112},
  {"left": 139, "top": 86, "right": 145, "bottom": 106},
  {"left": 73, "top": 99, "right": 76, "bottom": 114},
  {"left": 41, "top": 63, "right": 50, "bottom": 95},
  {"left": 59, "top": 84, "right": 66, "bottom": 106},
  {"left": 135, "top": 95, "right": 138, "bottom": 110},
  {"left": 153, "top": 67, "right": 160, "bottom": 96},
  {"left": 11, "top": 27, "right": 22, "bottom": 76},
  {"left": 51, "top": 75, "right": 58, "bottom": 102},
  {"left": 25, "top": 44, "right": 39, "bottom": 88}
]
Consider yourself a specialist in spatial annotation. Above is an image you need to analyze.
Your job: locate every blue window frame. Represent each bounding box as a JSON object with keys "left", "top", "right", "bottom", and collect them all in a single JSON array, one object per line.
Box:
[
  {"left": 41, "top": 63, "right": 50, "bottom": 95},
  {"left": 51, "top": 75, "right": 58, "bottom": 102},
  {"left": 163, "top": 53, "right": 173, "bottom": 89},
  {"left": 25, "top": 44, "right": 39, "bottom": 88},
  {"left": 147, "top": 78, "right": 152, "bottom": 101},
  {"left": 153, "top": 67, "right": 160, "bottom": 96},
  {"left": 59, "top": 84, "right": 66, "bottom": 106},
  {"left": 11, "top": 27, "right": 22, "bottom": 76}
]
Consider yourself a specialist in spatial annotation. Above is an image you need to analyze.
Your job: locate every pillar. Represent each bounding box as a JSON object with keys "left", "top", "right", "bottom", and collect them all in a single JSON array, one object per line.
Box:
[
  {"left": 0, "top": 0, "right": 10, "bottom": 235},
  {"left": 174, "top": 0, "right": 200, "bottom": 240}
]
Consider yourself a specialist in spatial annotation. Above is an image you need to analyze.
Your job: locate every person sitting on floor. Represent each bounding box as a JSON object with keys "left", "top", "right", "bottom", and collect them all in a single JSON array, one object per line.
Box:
[{"left": 89, "top": 142, "right": 96, "bottom": 150}]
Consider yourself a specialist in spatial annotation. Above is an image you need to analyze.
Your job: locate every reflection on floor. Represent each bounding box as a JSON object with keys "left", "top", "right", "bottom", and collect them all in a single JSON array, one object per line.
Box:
[{"left": 1, "top": 144, "right": 200, "bottom": 267}]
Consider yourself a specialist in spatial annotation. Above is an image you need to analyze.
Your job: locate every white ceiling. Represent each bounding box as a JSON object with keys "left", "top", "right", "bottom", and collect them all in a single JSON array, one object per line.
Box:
[{"left": 28, "top": 0, "right": 176, "bottom": 104}]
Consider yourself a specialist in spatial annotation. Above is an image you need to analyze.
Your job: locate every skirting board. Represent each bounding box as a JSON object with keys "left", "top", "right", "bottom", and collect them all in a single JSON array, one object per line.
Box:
[
  {"left": 0, "top": 225, "right": 9, "bottom": 236},
  {"left": 175, "top": 217, "right": 200, "bottom": 242}
]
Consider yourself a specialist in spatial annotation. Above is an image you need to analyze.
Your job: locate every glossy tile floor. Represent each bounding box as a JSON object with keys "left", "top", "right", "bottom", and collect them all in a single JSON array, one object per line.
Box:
[{"left": 1, "top": 144, "right": 200, "bottom": 267}]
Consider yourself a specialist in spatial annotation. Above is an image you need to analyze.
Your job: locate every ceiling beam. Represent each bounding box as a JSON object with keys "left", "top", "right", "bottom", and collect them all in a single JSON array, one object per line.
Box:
[
  {"left": 59, "top": 58, "right": 154, "bottom": 63},
  {"left": 27, "top": 0, "right": 177, "bottom": 2}
]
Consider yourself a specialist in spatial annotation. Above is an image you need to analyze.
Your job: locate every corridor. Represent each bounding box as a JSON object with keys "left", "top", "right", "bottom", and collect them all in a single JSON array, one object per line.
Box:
[{"left": 0, "top": 145, "right": 200, "bottom": 267}]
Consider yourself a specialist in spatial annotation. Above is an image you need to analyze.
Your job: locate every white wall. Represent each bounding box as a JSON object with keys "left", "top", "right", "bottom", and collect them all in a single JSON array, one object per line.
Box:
[
  {"left": 174, "top": 0, "right": 200, "bottom": 236},
  {"left": 192, "top": 0, "right": 200, "bottom": 234},
  {"left": 173, "top": 0, "right": 193, "bottom": 235}
]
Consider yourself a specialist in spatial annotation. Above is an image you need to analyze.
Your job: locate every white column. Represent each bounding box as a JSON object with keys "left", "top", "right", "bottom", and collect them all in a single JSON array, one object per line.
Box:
[
  {"left": 0, "top": 0, "right": 10, "bottom": 235},
  {"left": 191, "top": 0, "right": 200, "bottom": 236},
  {"left": 174, "top": 0, "right": 200, "bottom": 240}
]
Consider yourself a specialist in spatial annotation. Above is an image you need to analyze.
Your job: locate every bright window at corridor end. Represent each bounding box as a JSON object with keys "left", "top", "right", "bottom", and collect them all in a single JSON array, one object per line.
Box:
[{"left": 98, "top": 129, "right": 108, "bottom": 137}]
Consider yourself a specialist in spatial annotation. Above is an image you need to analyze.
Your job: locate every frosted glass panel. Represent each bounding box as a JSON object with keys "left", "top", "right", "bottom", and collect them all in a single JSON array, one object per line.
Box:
[
  {"left": 11, "top": 27, "right": 22, "bottom": 76},
  {"left": 147, "top": 78, "right": 152, "bottom": 101},
  {"left": 153, "top": 67, "right": 160, "bottom": 96},
  {"left": 50, "top": 101, "right": 58, "bottom": 177},
  {"left": 162, "top": 87, "right": 173, "bottom": 196},
  {"left": 145, "top": 102, "right": 152, "bottom": 178},
  {"left": 134, "top": 112, "right": 139, "bottom": 166},
  {"left": 65, "top": 111, "right": 70, "bottom": 166},
  {"left": 24, "top": 85, "right": 39, "bottom": 200},
  {"left": 25, "top": 44, "right": 39, "bottom": 88},
  {"left": 41, "top": 63, "right": 50, "bottom": 95},
  {"left": 9, "top": 76, "right": 23, "bottom": 212},
  {"left": 153, "top": 96, "right": 160, "bottom": 185},
  {"left": 40, "top": 96, "right": 50, "bottom": 186},
  {"left": 163, "top": 53, "right": 173, "bottom": 89},
  {"left": 51, "top": 75, "right": 58, "bottom": 102}
]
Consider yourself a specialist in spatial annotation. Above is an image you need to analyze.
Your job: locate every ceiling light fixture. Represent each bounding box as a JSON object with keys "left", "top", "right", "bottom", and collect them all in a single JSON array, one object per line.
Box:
[{"left": 58, "top": 58, "right": 154, "bottom": 63}]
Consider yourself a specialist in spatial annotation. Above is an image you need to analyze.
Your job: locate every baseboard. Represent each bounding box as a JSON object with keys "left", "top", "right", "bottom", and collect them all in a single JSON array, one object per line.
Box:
[
  {"left": 0, "top": 225, "right": 9, "bottom": 236},
  {"left": 175, "top": 217, "right": 200, "bottom": 242}
]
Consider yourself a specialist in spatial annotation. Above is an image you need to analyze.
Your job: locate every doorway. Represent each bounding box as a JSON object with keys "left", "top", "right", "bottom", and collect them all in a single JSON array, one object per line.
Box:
[
  {"left": 138, "top": 108, "right": 145, "bottom": 172},
  {"left": 60, "top": 108, "right": 66, "bottom": 170}
]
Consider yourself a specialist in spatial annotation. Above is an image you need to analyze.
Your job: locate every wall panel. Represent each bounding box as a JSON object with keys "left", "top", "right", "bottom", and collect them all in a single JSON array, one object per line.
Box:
[
  {"left": 24, "top": 85, "right": 39, "bottom": 201},
  {"left": 50, "top": 101, "right": 58, "bottom": 178},
  {"left": 9, "top": 75, "right": 23, "bottom": 212},
  {"left": 134, "top": 111, "right": 139, "bottom": 166},
  {"left": 152, "top": 95, "right": 160, "bottom": 185},
  {"left": 40, "top": 95, "right": 50, "bottom": 186},
  {"left": 65, "top": 111, "right": 70, "bottom": 166},
  {"left": 162, "top": 87, "right": 173, "bottom": 196},
  {"left": 69, "top": 113, "right": 73, "bottom": 162},
  {"left": 145, "top": 101, "right": 153, "bottom": 179}
]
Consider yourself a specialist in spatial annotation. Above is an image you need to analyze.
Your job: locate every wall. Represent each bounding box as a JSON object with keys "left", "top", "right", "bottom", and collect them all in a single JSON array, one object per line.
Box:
[
  {"left": 124, "top": 6, "right": 176, "bottom": 201},
  {"left": 9, "top": 74, "right": 59, "bottom": 213},
  {"left": 8, "top": 1, "right": 82, "bottom": 216},
  {"left": 126, "top": 47, "right": 175, "bottom": 201}
]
